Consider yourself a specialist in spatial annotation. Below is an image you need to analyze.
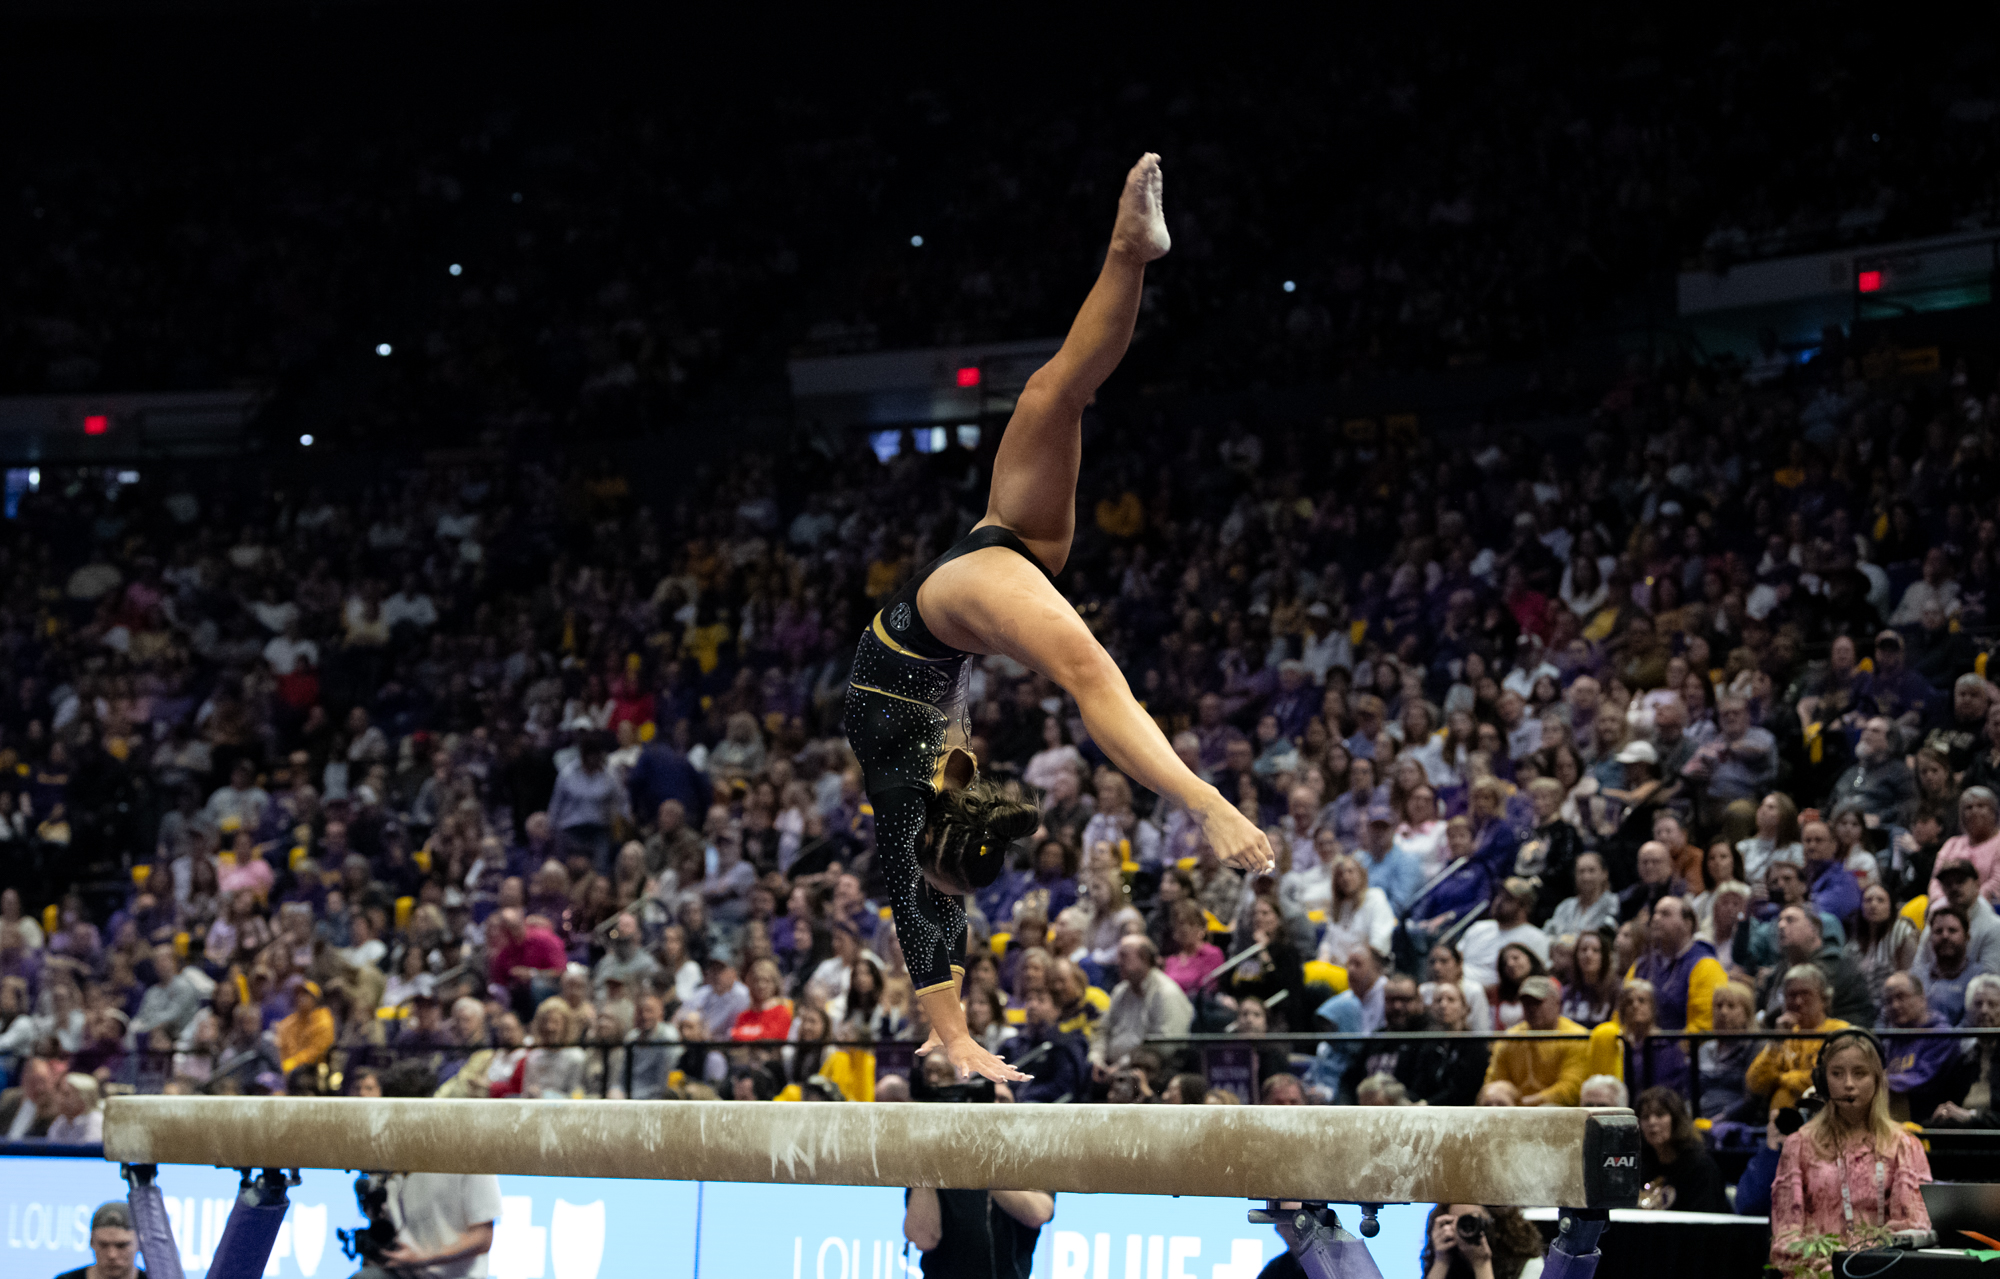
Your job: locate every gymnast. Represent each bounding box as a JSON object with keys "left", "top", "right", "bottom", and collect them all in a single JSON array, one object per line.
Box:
[{"left": 844, "top": 153, "right": 1277, "bottom": 1085}]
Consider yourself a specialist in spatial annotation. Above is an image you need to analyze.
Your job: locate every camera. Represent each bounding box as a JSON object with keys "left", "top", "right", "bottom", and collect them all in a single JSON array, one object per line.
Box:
[
  {"left": 1455, "top": 1213, "right": 1484, "bottom": 1245},
  {"left": 336, "top": 1173, "right": 399, "bottom": 1265}
]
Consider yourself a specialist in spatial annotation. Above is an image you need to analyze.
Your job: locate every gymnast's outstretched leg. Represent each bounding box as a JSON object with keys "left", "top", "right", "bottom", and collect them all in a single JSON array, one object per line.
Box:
[
  {"left": 921, "top": 152, "right": 1271, "bottom": 881},
  {"left": 976, "top": 151, "right": 1171, "bottom": 576},
  {"left": 855, "top": 152, "right": 1269, "bottom": 1087}
]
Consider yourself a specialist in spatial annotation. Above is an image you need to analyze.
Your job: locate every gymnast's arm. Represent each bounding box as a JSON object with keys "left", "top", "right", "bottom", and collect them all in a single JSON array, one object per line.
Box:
[
  {"left": 876, "top": 784, "right": 1029, "bottom": 1084},
  {"left": 924, "top": 556, "right": 1274, "bottom": 872}
]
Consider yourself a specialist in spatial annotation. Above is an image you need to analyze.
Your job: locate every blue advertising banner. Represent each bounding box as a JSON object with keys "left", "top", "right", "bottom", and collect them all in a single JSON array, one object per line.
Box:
[
  {"left": 700, "top": 1181, "right": 1431, "bottom": 1279},
  {"left": 1, "top": 1153, "right": 1432, "bottom": 1279}
]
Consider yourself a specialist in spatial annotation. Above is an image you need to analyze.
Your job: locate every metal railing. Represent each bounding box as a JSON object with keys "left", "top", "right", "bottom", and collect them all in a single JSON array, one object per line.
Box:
[
  {"left": 25, "top": 1024, "right": 1998, "bottom": 1114},
  {"left": 1145, "top": 1026, "right": 2000, "bottom": 1122},
  {"left": 41, "top": 1035, "right": 934, "bottom": 1101}
]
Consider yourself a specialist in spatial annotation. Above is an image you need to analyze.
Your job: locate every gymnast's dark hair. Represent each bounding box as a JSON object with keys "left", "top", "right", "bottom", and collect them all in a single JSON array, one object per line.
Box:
[{"left": 920, "top": 776, "right": 1041, "bottom": 895}]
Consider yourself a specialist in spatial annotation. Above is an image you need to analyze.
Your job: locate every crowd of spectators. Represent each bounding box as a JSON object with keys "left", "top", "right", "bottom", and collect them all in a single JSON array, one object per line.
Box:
[{"left": 0, "top": 283, "right": 1995, "bottom": 1164}]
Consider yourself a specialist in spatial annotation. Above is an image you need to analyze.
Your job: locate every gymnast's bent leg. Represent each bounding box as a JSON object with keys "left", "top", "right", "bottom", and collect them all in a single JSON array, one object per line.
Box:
[{"left": 977, "top": 151, "right": 1171, "bottom": 576}]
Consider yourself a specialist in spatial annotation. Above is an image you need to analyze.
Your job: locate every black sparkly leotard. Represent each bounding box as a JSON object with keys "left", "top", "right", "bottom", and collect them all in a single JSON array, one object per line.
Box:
[{"left": 844, "top": 525, "right": 1053, "bottom": 996}]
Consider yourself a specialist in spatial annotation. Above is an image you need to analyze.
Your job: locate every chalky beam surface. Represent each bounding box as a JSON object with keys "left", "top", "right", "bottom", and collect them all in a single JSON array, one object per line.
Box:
[{"left": 105, "top": 1097, "right": 1638, "bottom": 1208}]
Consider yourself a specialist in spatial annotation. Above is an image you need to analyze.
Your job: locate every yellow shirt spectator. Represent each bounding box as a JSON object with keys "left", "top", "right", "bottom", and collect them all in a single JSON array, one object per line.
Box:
[
  {"left": 275, "top": 983, "right": 336, "bottom": 1074},
  {"left": 1749, "top": 965, "right": 1850, "bottom": 1110},
  {"left": 1484, "top": 978, "right": 1590, "bottom": 1106},
  {"left": 1749, "top": 1017, "right": 1851, "bottom": 1109}
]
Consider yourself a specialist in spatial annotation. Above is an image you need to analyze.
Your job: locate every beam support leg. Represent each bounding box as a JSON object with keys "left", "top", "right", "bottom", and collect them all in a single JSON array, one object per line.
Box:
[
  {"left": 123, "top": 1164, "right": 187, "bottom": 1279},
  {"left": 206, "top": 1168, "right": 296, "bottom": 1279},
  {"left": 1541, "top": 1207, "right": 1609, "bottom": 1279},
  {"left": 1249, "top": 1203, "right": 1385, "bottom": 1279}
]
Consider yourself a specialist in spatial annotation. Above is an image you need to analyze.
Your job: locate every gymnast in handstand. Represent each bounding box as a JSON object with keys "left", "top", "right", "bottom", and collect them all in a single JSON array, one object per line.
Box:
[{"left": 845, "top": 153, "right": 1276, "bottom": 1085}]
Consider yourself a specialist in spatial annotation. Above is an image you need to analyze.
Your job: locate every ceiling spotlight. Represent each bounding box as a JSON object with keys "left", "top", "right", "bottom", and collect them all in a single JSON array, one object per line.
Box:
[
  {"left": 910, "top": 235, "right": 924, "bottom": 247},
  {"left": 300, "top": 434, "right": 315, "bottom": 447},
  {"left": 375, "top": 343, "right": 393, "bottom": 357},
  {"left": 449, "top": 263, "right": 463, "bottom": 276},
  {"left": 1283, "top": 280, "right": 1297, "bottom": 293}
]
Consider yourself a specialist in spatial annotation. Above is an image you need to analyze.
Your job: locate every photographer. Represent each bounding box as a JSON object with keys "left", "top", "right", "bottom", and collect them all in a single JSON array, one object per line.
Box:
[
  {"left": 902, "top": 1054, "right": 1053, "bottom": 1277},
  {"left": 349, "top": 1062, "right": 501, "bottom": 1279},
  {"left": 902, "top": 1186, "right": 1053, "bottom": 1279},
  {"left": 1419, "top": 1204, "right": 1547, "bottom": 1279}
]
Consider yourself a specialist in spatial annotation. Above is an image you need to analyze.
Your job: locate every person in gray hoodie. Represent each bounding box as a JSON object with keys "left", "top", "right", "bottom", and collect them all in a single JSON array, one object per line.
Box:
[{"left": 126, "top": 942, "right": 215, "bottom": 1046}]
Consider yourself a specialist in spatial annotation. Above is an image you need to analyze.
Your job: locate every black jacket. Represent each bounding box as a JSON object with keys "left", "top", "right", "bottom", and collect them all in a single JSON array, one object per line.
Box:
[
  {"left": 1642, "top": 1142, "right": 1730, "bottom": 1214},
  {"left": 1755, "top": 941, "right": 1877, "bottom": 1027},
  {"left": 1003, "top": 1024, "right": 1088, "bottom": 1105},
  {"left": 1340, "top": 1014, "right": 1489, "bottom": 1107},
  {"left": 1519, "top": 820, "right": 1582, "bottom": 926}
]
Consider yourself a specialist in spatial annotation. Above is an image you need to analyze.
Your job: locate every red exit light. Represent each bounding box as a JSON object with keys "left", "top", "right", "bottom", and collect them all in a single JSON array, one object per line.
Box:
[
  {"left": 955, "top": 366, "right": 981, "bottom": 388},
  {"left": 83, "top": 414, "right": 109, "bottom": 435},
  {"left": 1857, "top": 270, "right": 1883, "bottom": 293}
]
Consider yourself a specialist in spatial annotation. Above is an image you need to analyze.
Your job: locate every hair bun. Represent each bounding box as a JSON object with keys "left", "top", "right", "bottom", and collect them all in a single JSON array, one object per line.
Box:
[
  {"left": 981, "top": 799, "right": 1041, "bottom": 844},
  {"left": 922, "top": 778, "right": 1037, "bottom": 894}
]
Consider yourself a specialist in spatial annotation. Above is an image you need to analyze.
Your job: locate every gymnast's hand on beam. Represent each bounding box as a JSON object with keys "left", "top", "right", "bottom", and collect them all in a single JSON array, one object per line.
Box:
[
  {"left": 921, "top": 1031, "right": 1031, "bottom": 1084},
  {"left": 1196, "top": 801, "right": 1276, "bottom": 874}
]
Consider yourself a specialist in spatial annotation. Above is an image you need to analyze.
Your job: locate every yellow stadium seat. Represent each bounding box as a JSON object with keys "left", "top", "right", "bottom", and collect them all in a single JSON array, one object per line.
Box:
[
  {"left": 1900, "top": 895, "right": 1930, "bottom": 931},
  {"left": 1303, "top": 960, "right": 1348, "bottom": 994}
]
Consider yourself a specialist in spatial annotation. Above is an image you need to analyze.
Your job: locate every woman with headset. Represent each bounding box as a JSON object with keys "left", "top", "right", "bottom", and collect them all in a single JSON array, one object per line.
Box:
[
  {"left": 844, "top": 153, "right": 1275, "bottom": 1086},
  {"left": 1769, "top": 1026, "right": 1935, "bottom": 1271}
]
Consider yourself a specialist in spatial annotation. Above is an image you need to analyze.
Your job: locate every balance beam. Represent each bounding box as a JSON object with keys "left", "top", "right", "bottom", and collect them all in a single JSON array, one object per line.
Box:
[{"left": 104, "top": 1097, "right": 1639, "bottom": 1208}]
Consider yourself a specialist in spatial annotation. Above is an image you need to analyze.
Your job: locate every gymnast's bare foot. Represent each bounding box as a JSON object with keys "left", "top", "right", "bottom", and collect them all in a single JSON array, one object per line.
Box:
[{"left": 1110, "top": 152, "right": 1171, "bottom": 262}]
